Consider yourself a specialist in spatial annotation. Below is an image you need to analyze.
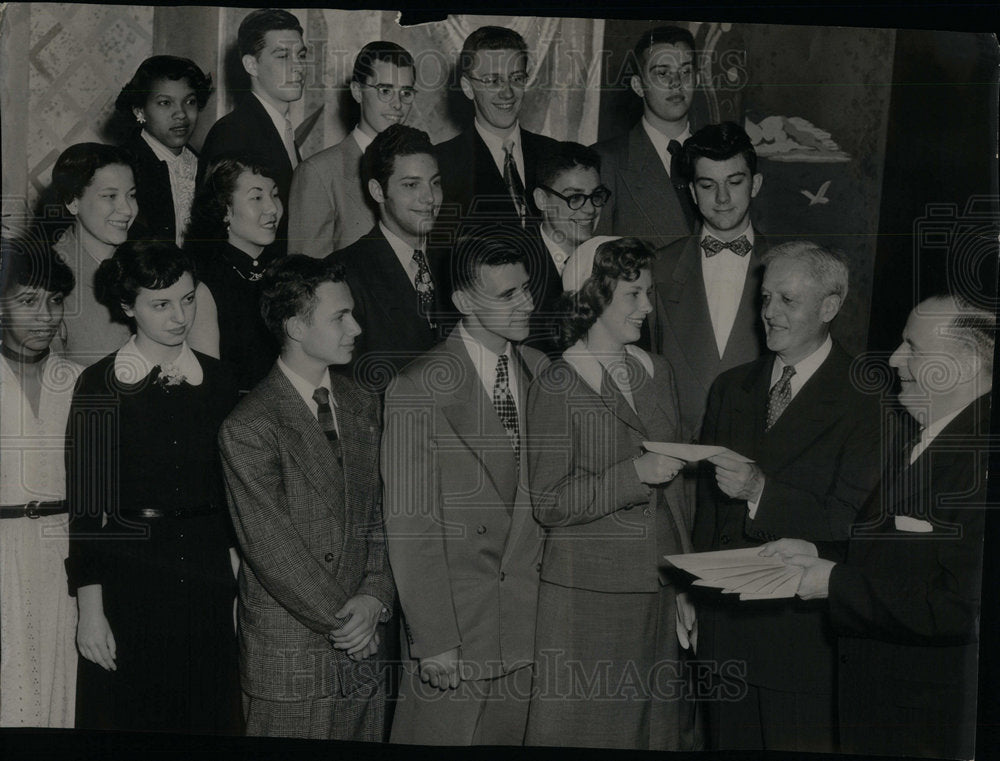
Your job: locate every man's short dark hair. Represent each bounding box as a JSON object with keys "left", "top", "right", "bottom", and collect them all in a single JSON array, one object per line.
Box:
[
  {"left": 260, "top": 255, "right": 346, "bottom": 346},
  {"left": 632, "top": 25, "right": 696, "bottom": 72},
  {"left": 362, "top": 124, "right": 435, "bottom": 191},
  {"left": 451, "top": 229, "right": 528, "bottom": 292},
  {"left": 352, "top": 41, "right": 414, "bottom": 84},
  {"left": 535, "top": 142, "right": 602, "bottom": 191},
  {"left": 458, "top": 26, "right": 528, "bottom": 78},
  {"left": 680, "top": 121, "right": 758, "bottom": 182},
  {"left": 238, "top": 8, "right": 303, "bottom": 59}
]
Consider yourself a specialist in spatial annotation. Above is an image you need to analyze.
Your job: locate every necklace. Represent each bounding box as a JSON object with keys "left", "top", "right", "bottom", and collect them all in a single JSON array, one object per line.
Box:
[{"left": 0, "top": 343, "right": 49, "bottom": 365}]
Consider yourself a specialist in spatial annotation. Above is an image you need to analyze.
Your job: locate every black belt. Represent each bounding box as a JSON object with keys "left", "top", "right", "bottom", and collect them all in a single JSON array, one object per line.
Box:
[
  {"left": 118, "top": 505, "right": 222, "bottom": 520},
  {"left": 0, "top": 500, "right": 67, "bottom": 519}
]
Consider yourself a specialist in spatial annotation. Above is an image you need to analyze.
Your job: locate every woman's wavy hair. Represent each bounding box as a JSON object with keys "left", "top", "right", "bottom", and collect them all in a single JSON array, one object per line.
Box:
[
  {"left": 557, "top": 237, "right": 655, "bottom": 348},
  {"left": 94, "top": 239, "right": 195, "bottom": 331},
  {"left": 184, "top": 154, "right": 277, "bottom": 249}
]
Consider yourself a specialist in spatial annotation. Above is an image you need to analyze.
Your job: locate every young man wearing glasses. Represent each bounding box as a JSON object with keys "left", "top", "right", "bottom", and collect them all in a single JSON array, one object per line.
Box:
[
  {"left": 437, "top": 25, "right": 557, "bottom": 234},
  {"left": 525, "top": 141, "right": 610, "bottom": 355},
  {"left": 594, "top": 25, "right": 699, "bottom": 251},
  {"left": 289, "top": 42, "right": 416, "bottom": 257}
]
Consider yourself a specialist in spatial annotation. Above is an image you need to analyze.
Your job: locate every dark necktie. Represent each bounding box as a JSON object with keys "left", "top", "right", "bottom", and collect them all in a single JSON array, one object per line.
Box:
[
  {"left": 766, "top": 365, "right": 796, "bottom": 431},
  {"left": 503, "top": 141, "right": 527, "bottom": 227},
  {"left": 312, "top": 387, "right": 342, "bottom": 465},
  {"left": 493, "top": 354, "right": 520, "bottom": 462},
  {"left": 411, "top": 248, "right": 437, "bottom": 328},
  {"left": 667, "top": 139, "right": 697, "bottom": 231},
  {"left": 701, "top": 234, "right": 753, "bottom": 257}
]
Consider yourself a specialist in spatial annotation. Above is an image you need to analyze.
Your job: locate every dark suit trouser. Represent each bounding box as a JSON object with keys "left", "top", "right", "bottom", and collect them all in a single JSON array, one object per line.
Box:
[
  {"left": 710, "top": 682, "right": 836, "bottom": 752},
  {"left": 390, "top": 665, "right": 532, "bottom": 745},
  {"left": 243, "top": 688, "right": 383, "bottom": 741}
]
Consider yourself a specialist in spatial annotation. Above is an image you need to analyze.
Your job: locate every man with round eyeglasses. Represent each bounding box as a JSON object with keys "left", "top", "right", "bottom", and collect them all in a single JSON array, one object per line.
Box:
[
  {"left": 436, "top": 25, "right": 558, "bottom": 235},
  {"left": 594, "top": 25, "right": 700, "bottom": 251},
  {"left": 289, "top": 41, "right": 416, "bottom": 257},
  {"left": 522, "top": 141, "right": 610, "bottom": 355}
]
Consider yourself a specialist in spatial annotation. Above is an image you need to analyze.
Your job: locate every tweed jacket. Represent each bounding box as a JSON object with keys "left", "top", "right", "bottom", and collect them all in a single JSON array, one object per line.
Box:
[{"left": 219, "top": 363, "right": 394, "bottom": 701}]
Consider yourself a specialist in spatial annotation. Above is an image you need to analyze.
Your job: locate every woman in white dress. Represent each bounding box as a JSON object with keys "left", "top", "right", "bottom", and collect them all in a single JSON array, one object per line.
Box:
[{"left": 0, "top": 240, "right": 82, "bottom": 727}]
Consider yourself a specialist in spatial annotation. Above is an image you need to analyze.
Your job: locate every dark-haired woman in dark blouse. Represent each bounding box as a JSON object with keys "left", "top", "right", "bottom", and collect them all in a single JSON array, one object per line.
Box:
[
  {"left": 184, "top": 156, "right": 283, "bottom": 394},
  {"left": 115, "top": 55, "right": 214, "bottom": 249},
  {"left": 66, "top": 239, "right": 241, "bottom": 734}
]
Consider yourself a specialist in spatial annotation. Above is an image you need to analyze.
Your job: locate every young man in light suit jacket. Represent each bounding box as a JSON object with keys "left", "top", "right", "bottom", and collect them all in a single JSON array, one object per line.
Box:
[
  {"left": 219, "top": 256, "right": 394, "bottom": 740},
  {"left": 288, "top": 42, "right": 416, "bottom": 257},
  {"left": 382, "top": 232, "right": 549, "bottom": 745}
]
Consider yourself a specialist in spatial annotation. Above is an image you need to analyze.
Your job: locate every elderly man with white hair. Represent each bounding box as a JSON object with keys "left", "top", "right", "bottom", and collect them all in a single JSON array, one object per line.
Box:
[
  {"left": 691, "top": 240, "right": 882, "bottom": 753},
  {"left": 764, "top": 292, "right": 994, "bottom": 759}
]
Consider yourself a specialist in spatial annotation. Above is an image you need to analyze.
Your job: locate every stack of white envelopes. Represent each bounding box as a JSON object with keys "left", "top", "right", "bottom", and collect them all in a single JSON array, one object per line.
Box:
[{"left": 663, "top": 547, "right": 802, "bottom": 600}]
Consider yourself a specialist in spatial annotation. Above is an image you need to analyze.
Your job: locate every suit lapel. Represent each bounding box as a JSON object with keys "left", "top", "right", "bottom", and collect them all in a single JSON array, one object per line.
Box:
[
  {"left": 439, "top": 333, "right": 518, "bottom": 505},
  {"left": 267, "top": 367, "right": 346, "bottom": 530},
  {"left": 621, "top": 126, "right": 681, "bottom": 234},
  {"left": 328, "top": 373, "right": 379, "bottom": 552},
  {"left": 340, "top": 138, "right": 369, "bottom": 223},
  {"left": 720, "top": 237, "right": 765, "bottom": 366},
  {"left": 245, "top": 96, "right": 293, "bottom": 180},
  {"left": 660, "top": 237, "right": 719, "bottom": 378}
]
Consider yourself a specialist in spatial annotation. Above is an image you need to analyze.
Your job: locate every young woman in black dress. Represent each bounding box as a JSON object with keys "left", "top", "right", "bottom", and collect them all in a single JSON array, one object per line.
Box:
[
  {"left": 66, "top": 240, "right": 241, "bottom": 734},
  {"left": 184, "top": 157, "right": 283, "bottom": 394}
]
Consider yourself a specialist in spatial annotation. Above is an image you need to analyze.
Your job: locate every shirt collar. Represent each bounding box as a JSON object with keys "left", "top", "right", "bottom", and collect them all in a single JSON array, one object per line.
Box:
[
  {"left": 539, "top": 225, "right": 570, "bottom": 274},
  {"left": 379, "top": 221, "right": 424, "bottom": 268},
  {"left": 278, "top": 356, "right": 333, "bottom": 409},
  {"left": 641, "top": 117, "right": 691, "bottom": 168},
  {"left": 352, "top": 125, "right": 374, "bottom": 154},
  {"left": 771, "top": 334, "right": 832, "bottom": 387},
  {"left": 563, "top": 341, "right": 653, "bottom": 395},
  {"left": 253, "top": 92, "right": 290, "bottom": 138},
  {"left": 457, "top": 320, "right": 510, "bottom": 374},
  {"left": 474, "top": 119, "right": 521, "bottom": 159},
  {"left": 114, "top": 335, "right": 203, "bottom": 386},
  {"left": 141, "top": 130, "right": 195, "bottom": 166}
]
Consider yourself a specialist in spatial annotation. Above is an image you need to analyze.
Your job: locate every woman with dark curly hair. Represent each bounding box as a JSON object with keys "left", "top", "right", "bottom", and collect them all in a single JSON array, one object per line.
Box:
[
  {"left": 65, "top": 239, "right": 241, "bottom": 733},
  {"left": 524, "top": 236, "right": 699, "bottom": 751},
  {"left": 115, "top": 55, "right": 214, "bottom": 247},
  {"left": 184, "top": 155, "right": 283, "bottom": 394}
]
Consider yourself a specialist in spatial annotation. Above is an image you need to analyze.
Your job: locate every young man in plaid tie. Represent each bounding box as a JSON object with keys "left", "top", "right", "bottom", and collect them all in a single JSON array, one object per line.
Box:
[{"left": 382, "top": 232, "right": 549, "bottom": 745}]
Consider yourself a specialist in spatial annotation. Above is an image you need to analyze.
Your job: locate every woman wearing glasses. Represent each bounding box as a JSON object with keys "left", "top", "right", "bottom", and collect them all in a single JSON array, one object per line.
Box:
[{"left": 288, "top": 41, "right": 416, "bottom": 257}]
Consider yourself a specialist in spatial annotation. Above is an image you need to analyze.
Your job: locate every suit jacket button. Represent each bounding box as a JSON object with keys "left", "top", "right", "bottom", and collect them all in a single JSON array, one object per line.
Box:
[
  {"left": 476, "top": 525, "right": 487, "bottom": 535},
  {"left": 535, "top": 563, "right": 542, "bottom": 572},
  {"left": 324, "top": 552, "right": 335, "bottom": 562},
  {"left": 720, "top": 535, "right": 731, "bottom": 546}
]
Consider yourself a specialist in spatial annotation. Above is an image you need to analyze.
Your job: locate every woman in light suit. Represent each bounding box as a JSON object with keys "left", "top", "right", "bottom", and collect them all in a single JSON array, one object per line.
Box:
[{"left": 524, "top": 236, "right": 699, "bottom": 751}]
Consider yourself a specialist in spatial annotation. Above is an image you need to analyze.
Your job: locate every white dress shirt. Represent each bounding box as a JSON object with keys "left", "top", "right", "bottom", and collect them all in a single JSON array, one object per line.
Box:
[
  {"left": 641, "top": 117, "right": 691, "bottom": 176},
  {"left": 474, "top": 119, "right": 525, "bottom": 181},
  {"left": 351, "top": 125, "right": 374, "bottom": 154},
  {"left": 457, "top": 321, "right": 520, "bottom": 419},
  {"left": 701, "top": 224, "right": 755, "bottom": 358},
  {"left": 539, "top": 224, "right": 571, "bottom": 275},
  {"left": 253, "top": 93, "right": 296, "bottom": 166},
  {"left": 277, "top": 358, "right": 338, "bottom": 432},
  {"left": 379, "top": 222, "right": 425, "bottom": 290}
]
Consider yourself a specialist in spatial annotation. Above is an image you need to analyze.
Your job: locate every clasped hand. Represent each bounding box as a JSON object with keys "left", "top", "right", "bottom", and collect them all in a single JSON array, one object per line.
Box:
[
  {"left": 328, "top": 594, "right": 383, "bottom": 660},
  {"left": 708, "top": 453, "right": 765, "bottom": 502},
  {"left": 760, "top": 538, "right": 835, "bottom": 600}
]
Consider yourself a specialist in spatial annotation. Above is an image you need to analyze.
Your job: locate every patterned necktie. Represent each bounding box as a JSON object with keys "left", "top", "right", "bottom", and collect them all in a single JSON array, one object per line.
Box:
[
  {"left": 493, "top": 354, "right": 520, "bottom": 461},
  {"left": 503, "top": 141, "right": 527, "bottom": 226},
  {"left": 411, "top": 249, "right": 437, "bottom": 328},
  {"left": 312, "top": 387, "right": 342, "bottom": 465},
  {"left": 283, "top": 116, "right": 299, "bottom": 169},
  {"left": 701, "top": 234, "right": 753, "bottom": 257},
  {"left": 765, "top": 365, "right": 796, "bottom": 431}
]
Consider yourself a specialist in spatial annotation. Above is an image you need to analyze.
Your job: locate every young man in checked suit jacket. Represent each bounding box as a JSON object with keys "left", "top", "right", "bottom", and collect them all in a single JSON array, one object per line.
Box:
[{"left": 219, "top": 256, "right": 394, "bottom": 740}]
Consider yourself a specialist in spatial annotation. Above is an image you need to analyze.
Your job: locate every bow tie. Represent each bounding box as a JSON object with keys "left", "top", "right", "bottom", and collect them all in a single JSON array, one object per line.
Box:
[{"left": 701, "top": 234, "right": 752, "bottom": 257}]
